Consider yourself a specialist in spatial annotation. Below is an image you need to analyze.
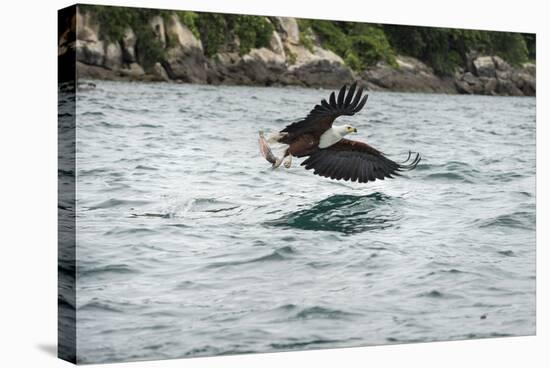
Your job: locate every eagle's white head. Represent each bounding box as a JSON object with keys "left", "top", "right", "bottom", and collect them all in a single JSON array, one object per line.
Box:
[
  {"left": 319, "top": 124, "right": 358, "bottom": 148},
  {"left": 334, "top": 124, "right": 358, "bottom": 136}
]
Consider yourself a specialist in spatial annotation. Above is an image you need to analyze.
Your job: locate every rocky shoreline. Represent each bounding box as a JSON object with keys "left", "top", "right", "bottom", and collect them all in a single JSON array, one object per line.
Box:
[{"left": 60, "top": 9, "right": 536, "bottom": 96}]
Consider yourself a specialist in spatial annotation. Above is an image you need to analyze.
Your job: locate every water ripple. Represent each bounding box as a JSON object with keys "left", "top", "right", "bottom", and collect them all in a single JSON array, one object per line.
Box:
[
  {"left": 268, "top": 193, "right": 400, "bottom": 234},
  {"left": 72, "top": 81, "right": 536, "bottom": 363}
]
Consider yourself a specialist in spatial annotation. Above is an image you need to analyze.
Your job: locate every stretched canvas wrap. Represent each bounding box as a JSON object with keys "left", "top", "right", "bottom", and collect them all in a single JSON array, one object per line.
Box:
[{"left": 58, "top": 3, "right": 536, "bottom": 364}]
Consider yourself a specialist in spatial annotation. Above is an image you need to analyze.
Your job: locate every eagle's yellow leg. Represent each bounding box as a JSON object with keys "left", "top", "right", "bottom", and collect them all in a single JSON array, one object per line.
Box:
[
  {"left": 272, "top": 148, "right": 290, "bottom": 169},
  {"left": 273, "top": 158, "right": 283, "bottom": 169},
  {"left": 283, "top": 155, "right": 292, "bottom": 168}
]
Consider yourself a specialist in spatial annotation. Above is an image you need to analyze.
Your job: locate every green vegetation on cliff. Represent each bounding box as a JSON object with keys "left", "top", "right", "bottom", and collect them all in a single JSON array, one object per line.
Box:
[
  {"left": 195, "top": 13, "right": 226, "bottom": 57},
  {"left": 197, "top": 14, "right": 274, "bottom": 56},
  {"left": 232, "top": 15, "right": 274, "bottom": 55},
  {"left": 176, "top": 11, "right": 200, "bottom": 38},
  {"left": 297, "top": 19, "right": 533, "bottom": 75},
  {"left": 81, "top": 5, "right": 534, "bottom": 76},
  {"left": 83, "top": 5, "right": 274, "bottom": 59},
  {"left": 82, "top": 5, "right": 165, "bottom": 69},
  {"left": 384, "top": 25, "right": 532, "bottom": 75},
  {"left": 298, "top": 20, "right": 397, "bottom": 70}
]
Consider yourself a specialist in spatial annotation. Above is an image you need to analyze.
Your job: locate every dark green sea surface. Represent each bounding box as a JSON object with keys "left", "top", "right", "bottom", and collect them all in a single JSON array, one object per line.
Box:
[{"left": 70, "top": 81, "right": 535, "bottom": 364}]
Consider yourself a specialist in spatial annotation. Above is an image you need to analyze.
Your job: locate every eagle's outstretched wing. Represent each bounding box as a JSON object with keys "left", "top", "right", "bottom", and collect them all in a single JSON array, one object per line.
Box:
[
  {"left": 301, "top": 138, "right": 421, "bottom": 183},
  {"left": 281, "top": 82, "right": 368, "bottom": 137}
]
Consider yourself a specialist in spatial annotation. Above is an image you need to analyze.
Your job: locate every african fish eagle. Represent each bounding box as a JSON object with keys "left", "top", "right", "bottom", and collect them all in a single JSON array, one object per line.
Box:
[{"left": 258, "top": 81, "right": 421, "bottom": 183}]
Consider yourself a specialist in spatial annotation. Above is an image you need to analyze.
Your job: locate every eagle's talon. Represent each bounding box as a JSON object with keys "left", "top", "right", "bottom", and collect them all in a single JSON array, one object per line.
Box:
[{"left": 272, "top": 158, "right": 283, "bottom": 169}]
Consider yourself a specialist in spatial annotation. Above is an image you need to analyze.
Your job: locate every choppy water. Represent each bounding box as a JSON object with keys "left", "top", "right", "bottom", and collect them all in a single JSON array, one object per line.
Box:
[{"left": 69, "top": 80, "right": 535, "bottom": 364}]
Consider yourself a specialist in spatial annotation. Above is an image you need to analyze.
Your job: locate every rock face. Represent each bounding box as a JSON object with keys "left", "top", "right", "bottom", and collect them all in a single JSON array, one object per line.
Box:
[
  {"left": 207, "top": 49, "right": 285, "bottom": 86},
  {"left": 75, "top": 9, "right": 105, "bottom": 66},
  {"left": 272, "top": 17, "right": 300, "bottom": 44},
  {"left": 241, "top": 48, "right": 287, "bottom": 85},
  {"left": 149, "top": 16, "right": 166, "bottom": 48},
  {"left": 473, "top": 56, "right": 496, "bottom": 78},
  {"left": 121, "top": 28, "right": 137, "bottom": 63},
  {"left": 162, "top": 14, "right": 207, "bottom": 83},
  {"left": 269, "top": 31, "right": 285, "bottom": 58},
  {"left": 454, "top": 54, "right": 536, "bottom": 96},
  {"left": 206, "top": 22, "right": 353, "bottom": 87},
  {"left": 151, "top": 62, "right": 170, "bottom": 81},
  {"left": 119, "top": 63, "right": 145, "bottom": 78},
  {"left": 362, "top": 56, "right": 455, "bottom": 93},
  {"left": 104, "top": 42, "right": 123, "bottom": 70},
  {"left": 76, "top": 61, "right": 118, "bottom": 80},
  {"left": 513, "top": 69, "right": 536, "bottom": 96},
  {"left": 281, "top": 44, "right": 354, "bottom": 87},
  {"left": 64, "top": 9, "right": 535, "bottom": 96}
]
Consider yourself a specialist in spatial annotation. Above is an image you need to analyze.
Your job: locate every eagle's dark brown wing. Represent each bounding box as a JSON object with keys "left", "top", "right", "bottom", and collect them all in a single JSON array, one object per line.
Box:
[
  {"left": 301, "top": 138, "right": 421, "bottom": 183},
  {"left": 281, "top": 82, "right": 368, "bottom": 138}
]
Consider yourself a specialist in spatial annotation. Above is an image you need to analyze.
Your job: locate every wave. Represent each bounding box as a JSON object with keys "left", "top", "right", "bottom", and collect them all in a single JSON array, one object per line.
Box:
[
  {"left": 104, "top": 227, "right": 156, "bottom": 236},
  {"left": 97, "top": 121, "right": 124, "bottom": 128},
  {"left": 110, "top": 106, "right": 152, "bottom": 114},
  {"left": 175, "top": 280, "right": 205, "bottom": 290},
  {"left": 79, "top": 168, "right": 111, "bottom": 176},
  {"left": 424, "top": 172, "right": 473, "bottom": 183},
  {"left": 80, "top": 111, "right": 105, "bottom": 117},
  {"left": 271, "top": 303, "right": 299, "bottom": 312},
  {"left": 266, "top": 303, "right": 358, "bottom": 320},
  {"left": 417, "top": 289, "right": 460, "bottom": 299},
  {"left": 386, "top": 336, "right": 426, "bottom": 343},
  {"left": 421, "top": 268, "right": 471, "bottom": 280},
  {"left": 78, "top": 300, "right": 123, "bottom": 313},
  {"left": 268, "top": 193, "right": 400, "bottom": 234},
  {"left": 206, "top": 246, "right": 296, "bottom": 268},
  {"left": 87, "top": 198, "right": 152, "bottom": 210},
  {"left": 478, "top": 211, "right": 535, "bottom": 230},
  {"left": 458, "top": 332, "right": 515, "bottom": 339},
  {"left": 165, "top": 223, "right": 190, "bottom": 228},
  {"left": 442, "top": 268, "right": 464, "bottom": 274},
  {"left": 270, "top": 338, "right": 354, "bottom": 350},
  {"left": 134, "top": 123, "right": 162, "bottom": 128},
  {"left": 169, "top": 197, "right": 242, "bottom": 218},
  {"left": 129, "top": 198, "right": 242, "bottom": 219},
  {"left": 293, "top": 306, "right": 358, "bottom": 320},
  {"left": 490, "top": 172, "right": 528, "bottom": 182},
  {"left": 186, "top": 338, "right": 357, "bottom": 357},
  {"left": 134, "top": 165, "right": 158, "bottom": 171},
  {"left": 419, "top": 160, "right": 485, "bottom": 183},
  {"left": 58, "top": 294, "right": 76, "bottom": 310},
  {"left": 58, "top": 169, "right": 75, "bottom": 177},
  {"left": 100, "top": 324, "right": 174, "bottom": 335},
  {"left": 183, "top": 345, "right": 219, "bottom": 357},
  {"left": 130, "top": 212, "right": 173, "bottom": 219},
  {"left": 78, "top": 264, "right": 138, "bottom": 277}
]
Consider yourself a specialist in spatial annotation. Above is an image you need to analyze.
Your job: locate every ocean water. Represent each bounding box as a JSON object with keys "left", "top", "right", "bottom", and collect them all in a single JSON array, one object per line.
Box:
[{"left": 69, "top": 80, "right": 535, "bottom": 364}]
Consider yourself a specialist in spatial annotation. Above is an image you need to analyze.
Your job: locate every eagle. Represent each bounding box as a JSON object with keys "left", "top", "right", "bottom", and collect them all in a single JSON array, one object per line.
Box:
[{"left": 258, "top": 82, "right": 420, "bottom": 183}]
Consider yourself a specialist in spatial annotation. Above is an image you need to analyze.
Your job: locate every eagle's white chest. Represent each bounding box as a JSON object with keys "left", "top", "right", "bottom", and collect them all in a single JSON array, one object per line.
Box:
[{"left": 319, "top": 128, "right": 343, "bottom": 148}]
